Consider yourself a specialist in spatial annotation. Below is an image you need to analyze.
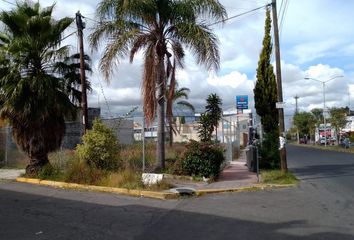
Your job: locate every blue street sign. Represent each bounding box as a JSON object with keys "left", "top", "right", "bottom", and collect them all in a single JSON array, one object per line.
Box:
[{"left": 236, "top": 95, "right": 248, "bottom": 109}]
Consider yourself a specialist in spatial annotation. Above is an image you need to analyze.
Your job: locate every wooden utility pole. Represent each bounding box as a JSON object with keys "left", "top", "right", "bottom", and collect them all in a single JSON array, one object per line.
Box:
[
  {"left": 76, "top": 11, "right": 88, "bottom": 134},
  {"left": 271, "top": 0, "right": 288, "bottom": 173}
]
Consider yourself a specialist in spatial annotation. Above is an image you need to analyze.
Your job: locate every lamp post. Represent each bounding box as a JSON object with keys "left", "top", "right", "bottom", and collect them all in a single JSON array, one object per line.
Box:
[{"left": 305, "top": 75, "right": 343, "bottom": 146}]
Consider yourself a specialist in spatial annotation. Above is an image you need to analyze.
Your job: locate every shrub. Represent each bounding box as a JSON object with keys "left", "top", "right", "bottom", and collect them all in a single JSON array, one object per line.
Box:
[
  {"left": 76, "top": 119, "right": 120, "bottom": 171},
  {"left": 37, "top": 163, "right": 63, "bottom": 181},
  {"left": 64, "top": 158, "right": 106, "bottom": 185},
  {"left": 181, "top": 140, "right": 224, "bottom": 178},
  {"left": 259, "top": 130, "right": 280, "bottom": 169},
  {"left": 120, "top": 142, "right": 155, "bottom": 171}
]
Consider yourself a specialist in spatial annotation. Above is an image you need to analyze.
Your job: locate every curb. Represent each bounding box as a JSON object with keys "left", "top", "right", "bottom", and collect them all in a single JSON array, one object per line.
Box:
[
  {"left": 16, "top": 178, "right": 179, "bottom": 200},
  {"left": 16, "top": 178, "right": 296, "bottom": 200},
  {"left": 195, "top": 183, "right": 296, "bottom": 196}
]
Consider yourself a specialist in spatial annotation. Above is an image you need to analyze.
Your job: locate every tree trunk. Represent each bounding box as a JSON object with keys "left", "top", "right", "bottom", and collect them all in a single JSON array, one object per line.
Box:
[
  {"left": 26, "top": 154, "right": 50, "bottom": 176},
  {"left": 156, "top": 53, "right": 166, "bottom": 170},
  {"left": 169, "top": 125, "right": 173, "bottom": 147}
]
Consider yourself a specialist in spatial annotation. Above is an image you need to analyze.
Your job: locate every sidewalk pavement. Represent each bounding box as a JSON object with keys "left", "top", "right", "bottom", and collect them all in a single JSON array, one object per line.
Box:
[
  {"left": 0, "top": 169, "right": 25, "bottom": 180},
  {"left": 167, "top": 149, "right": 259, "bottom": 191}
]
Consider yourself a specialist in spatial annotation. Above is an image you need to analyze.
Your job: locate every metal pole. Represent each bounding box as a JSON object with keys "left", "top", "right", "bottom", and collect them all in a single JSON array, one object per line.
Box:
[
  {"left": 256, "top": 146, "right": 259, "bottom": 183},
  {"left": 221, "top": 118, "right": 225, "bottom": 143},
  {"left": 142, "top": 117, "right": 145, "bottom": 172},
  {"left": 323, "top": 82, "right": 327, "bottom": 147},
  {"left": 5, "top": 126, "right": 8, "bottom": 166}
]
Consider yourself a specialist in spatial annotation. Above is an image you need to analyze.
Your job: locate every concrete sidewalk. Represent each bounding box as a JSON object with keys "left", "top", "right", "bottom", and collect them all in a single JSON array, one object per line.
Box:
[
  {"left": 198, "top": 149, "right": 259, "bottom": 190},
  {"left": 168, "top": 149, "right": 259, "bottom": 191},
  {"left": 0, "top": 169, "right": 25, "bottom": 180}
]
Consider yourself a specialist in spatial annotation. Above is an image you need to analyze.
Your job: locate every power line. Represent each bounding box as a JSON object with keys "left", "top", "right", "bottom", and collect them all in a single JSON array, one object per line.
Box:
[
  {"left": 61, "top": 30, "right": 77, "bottom": 42},
  {"left": 0, "top": 0, "right": 16, "bottom": 6},
  {"left": 279, "top": 0, "right": 290, "bottom": 37},
  {"left": 209, "top": 3, "right": 271, "bottom": 26}
]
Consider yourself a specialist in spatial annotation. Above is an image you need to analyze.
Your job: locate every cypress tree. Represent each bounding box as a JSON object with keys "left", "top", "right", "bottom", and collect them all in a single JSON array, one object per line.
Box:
[{"left": 254, "top": 8, "right": 279, "bottom": 169}]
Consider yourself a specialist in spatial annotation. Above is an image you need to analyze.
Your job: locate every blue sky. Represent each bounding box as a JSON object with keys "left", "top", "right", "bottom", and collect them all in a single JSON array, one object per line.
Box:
[{"left": 1, "top": 0, "right": 353, "bottom": 128}]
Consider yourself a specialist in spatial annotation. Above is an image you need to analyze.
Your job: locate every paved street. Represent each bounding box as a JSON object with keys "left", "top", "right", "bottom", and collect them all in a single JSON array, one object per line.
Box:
[{"left": 0, "top": 145, "right": 354, "bottom": 240}]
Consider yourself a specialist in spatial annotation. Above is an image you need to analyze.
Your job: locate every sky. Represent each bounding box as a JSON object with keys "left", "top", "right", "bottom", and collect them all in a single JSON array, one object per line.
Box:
[{"left": 1, "top": 0, "right": 354, "bottom": 129}]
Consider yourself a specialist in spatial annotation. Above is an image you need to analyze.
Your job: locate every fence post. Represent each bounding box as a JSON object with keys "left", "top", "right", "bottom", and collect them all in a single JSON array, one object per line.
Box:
[
  {"left": 221, "top": 118, "right": 224, "bottom": 143},
  {"left": 5, "top": 126, "right": 8, "bottom": 166}
]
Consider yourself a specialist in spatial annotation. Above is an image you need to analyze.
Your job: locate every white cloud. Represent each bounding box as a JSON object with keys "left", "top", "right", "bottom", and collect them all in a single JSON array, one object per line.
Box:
[{"left": 207, "top": 71, "right": 249, "bottom": 88}]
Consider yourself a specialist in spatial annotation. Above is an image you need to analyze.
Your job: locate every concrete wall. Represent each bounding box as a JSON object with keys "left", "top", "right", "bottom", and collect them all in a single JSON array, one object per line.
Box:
[{"left": 101, "top": 118, "right": 134, "bottom": 145}]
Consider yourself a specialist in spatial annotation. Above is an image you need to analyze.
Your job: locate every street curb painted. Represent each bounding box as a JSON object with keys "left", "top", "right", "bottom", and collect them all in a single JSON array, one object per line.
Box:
[
  {"left": 16, "top": 177, "right": 296, "bottom": 200},
  {"left": 16, "top": 177, "right": 179, "bottom": 200}
]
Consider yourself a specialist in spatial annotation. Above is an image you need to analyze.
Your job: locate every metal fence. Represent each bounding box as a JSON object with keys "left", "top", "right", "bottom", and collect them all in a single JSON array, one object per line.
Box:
[{"left": 0, "top": 114, "right": 242, "bottom": 169}]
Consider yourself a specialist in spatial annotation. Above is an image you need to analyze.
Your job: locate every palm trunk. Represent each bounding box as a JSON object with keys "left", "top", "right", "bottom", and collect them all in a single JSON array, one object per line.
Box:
[
  {"left": 169, "top": 125, "right": 173, "bottom": 147},
  {"left": 156, "top": 53, "right": 165, "bottom": 170},
  {"left": 26, "top": 153, "right": 50, "bottom": 176}
]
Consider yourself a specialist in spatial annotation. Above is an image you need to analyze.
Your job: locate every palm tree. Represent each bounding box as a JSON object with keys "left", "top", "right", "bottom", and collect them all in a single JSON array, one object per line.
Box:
[
  {"left": 90, "top": 0, "right": 226, "bottom": 169},
  {"left": 0, "top": 2, "right": 75, "bottom": 175},
  {"left": 206, "top": 93, "right": 222, "bottom": 141},
  {"left": 166, "top": 84, "right": 195, "bottom": 146}
]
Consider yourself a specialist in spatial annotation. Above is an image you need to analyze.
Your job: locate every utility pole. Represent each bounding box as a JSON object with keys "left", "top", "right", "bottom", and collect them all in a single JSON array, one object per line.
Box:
[
  {"left": 272, "top": 0, "right": 287, "bottom": 173},
  {"left": 76, "top": 11, "right": 89, "bottom": 134},
  {"left": 294, "top": 95, "right": 300, "bottom": 144},
  {"left": 294, "top": 95, "right": 299, "bottom": 114}
]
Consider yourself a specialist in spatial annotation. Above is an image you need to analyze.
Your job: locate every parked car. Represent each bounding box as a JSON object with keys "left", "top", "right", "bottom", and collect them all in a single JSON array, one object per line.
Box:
[{"left": 340, "top": 138, "right": 351, "bottom": 148}]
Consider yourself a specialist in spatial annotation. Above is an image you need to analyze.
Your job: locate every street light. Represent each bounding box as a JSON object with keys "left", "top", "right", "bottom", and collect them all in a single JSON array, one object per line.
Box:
[{"left": 304, "top": 75, "right": 344, "bottom": 147}]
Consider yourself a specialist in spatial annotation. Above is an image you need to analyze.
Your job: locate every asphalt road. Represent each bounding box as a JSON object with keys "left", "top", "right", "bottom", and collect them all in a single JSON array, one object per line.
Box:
[{"left": 0, "top": 145, "right": 353, "bottom": 240}]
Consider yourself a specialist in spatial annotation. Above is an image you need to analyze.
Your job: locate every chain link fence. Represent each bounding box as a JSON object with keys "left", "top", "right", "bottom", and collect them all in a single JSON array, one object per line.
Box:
[{"left": 0, "top": 113, "right": 246, "bottom": 170}]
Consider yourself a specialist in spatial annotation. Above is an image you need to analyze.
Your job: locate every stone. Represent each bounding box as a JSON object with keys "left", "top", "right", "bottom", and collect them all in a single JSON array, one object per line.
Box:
[{"left": 142, "top": 173, "right": 163, "bottom": 186}]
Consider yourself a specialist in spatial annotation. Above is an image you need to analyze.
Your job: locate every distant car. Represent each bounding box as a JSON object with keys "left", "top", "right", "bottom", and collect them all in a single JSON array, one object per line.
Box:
[
  {"left": 341, "top": 138, "right": 351, "bottom": 148},
  {"left": 319, "top": 137, "right": 330, "bottom": 145}
]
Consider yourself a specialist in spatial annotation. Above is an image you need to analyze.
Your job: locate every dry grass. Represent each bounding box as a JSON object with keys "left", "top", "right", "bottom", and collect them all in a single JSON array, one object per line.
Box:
[{"left": 261, "top": 170, "right": 298, "bottom": 185}]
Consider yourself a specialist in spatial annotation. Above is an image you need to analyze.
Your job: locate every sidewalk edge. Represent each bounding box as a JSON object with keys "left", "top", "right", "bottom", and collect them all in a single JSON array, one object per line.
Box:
[{"left": 16, "top": 177, "right": 179, "bottom": 200}]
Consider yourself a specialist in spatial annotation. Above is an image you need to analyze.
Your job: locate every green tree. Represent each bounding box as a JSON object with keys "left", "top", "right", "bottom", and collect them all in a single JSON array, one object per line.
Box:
[
  {"left": 198, "top": 113, "right": 214, "bottom": 142},
  {"left": 254, "top": 8, "right": 278, "bottom": 133},
  {"left": 205, "top": 93, "right": 222, "bottom": 141},
  {"left": 293, "top": 112, "right": 316, "bottom": 141},
  {"left": 329, "top": 107, "right": 347, "bottom": 143},
  {"left": 90, "top": 0, "right": 226, "bottom": 169},
  {"left": 198, "top": 93, "right": 222, "bottom": 142},
  {"left": 253, "top": 8, "right": 279, "bottom": 168},
  {"left": 166, "top": 84, "right": 195, "bottom": 146},
  {"left": 0, "top": 2, "right": 75, "bottom": 175}
]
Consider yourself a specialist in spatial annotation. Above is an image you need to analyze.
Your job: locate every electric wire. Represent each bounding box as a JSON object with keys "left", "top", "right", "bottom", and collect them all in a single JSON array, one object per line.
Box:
[{"left": 0, "top": 0, "right": 16, "bottom": 6}]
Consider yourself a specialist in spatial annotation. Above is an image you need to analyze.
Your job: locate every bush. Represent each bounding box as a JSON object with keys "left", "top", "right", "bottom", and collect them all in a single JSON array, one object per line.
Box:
[
  {"left": 64, "top": 158, "right": 106, "bottom": 185},
  {"left": 181, "top": 140, "right": 224, "bottom": 178},
  {"left": 76, "top": 119, "right": 120, "bottom": 171},
  {"left": 259, "top": 131, "right": 280, "bottom": 169}
]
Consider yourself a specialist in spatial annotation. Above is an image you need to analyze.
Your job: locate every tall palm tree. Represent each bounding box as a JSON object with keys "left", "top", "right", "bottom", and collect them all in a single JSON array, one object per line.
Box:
[
  {"left": 0, "top": 2, "right": 75, "bottom": 175},
  {"left": 166, "top": 84, "right": 195, "bottom": 146},
  {"left": 90, "top": 0, "right": 226, "bottom": 169}
]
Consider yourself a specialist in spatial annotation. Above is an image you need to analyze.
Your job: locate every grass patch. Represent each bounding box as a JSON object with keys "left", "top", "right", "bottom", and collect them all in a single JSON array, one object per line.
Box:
[{"left": 261, "top": 170, "right": 299, "bottom": 185}]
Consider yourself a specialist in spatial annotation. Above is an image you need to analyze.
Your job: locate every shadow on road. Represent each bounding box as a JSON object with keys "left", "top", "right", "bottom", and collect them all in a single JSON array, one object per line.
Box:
[
  {"left": 291, "top": 163, "right": 354, "bottom": 181},
  {"left": 0, "top": 188, "right": 353, "bottom": 240}
]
